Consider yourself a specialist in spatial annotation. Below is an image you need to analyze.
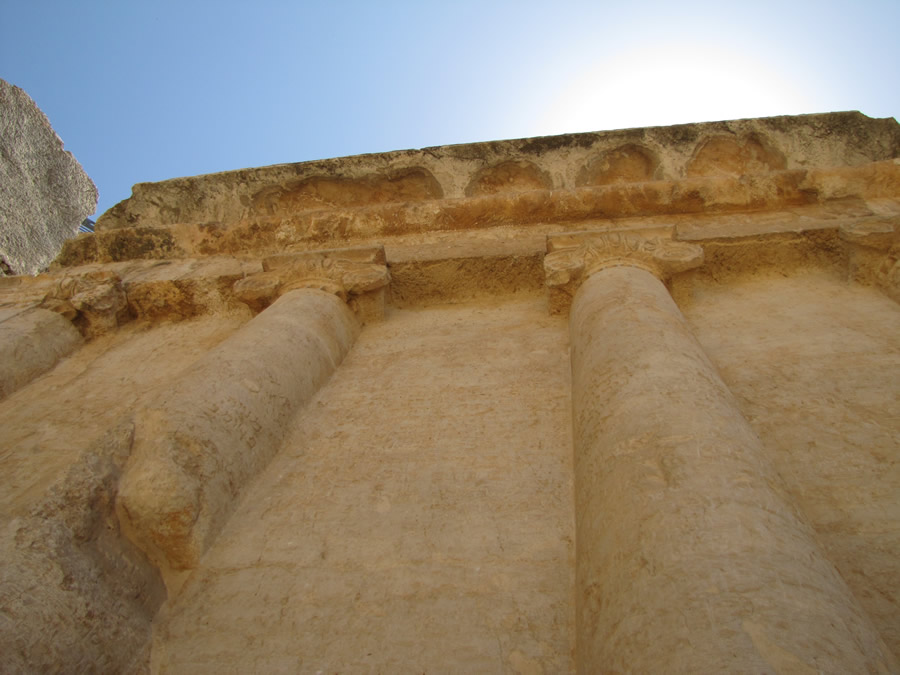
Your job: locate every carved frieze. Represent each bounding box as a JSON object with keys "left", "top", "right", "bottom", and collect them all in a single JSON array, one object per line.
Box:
[
  {"left": 544, "top": 230, "right": 703, "bottom": 314},
  {"left": 233, "top": 245, "right": 390, "bottom": 319}
]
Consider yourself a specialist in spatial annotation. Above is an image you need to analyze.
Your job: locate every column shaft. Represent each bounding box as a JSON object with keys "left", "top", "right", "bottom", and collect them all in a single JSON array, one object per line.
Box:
[
  {"left": 571, "top": 265, "right": 895, "bottom": 673},
  {"left": 118, "top": 289, "right": 359, "bottom": 580}
]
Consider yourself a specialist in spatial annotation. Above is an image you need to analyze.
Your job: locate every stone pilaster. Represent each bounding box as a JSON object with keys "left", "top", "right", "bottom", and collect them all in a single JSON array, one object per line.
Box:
[{"left": 551, "top": 232, "right": 897, "bottom": 673}]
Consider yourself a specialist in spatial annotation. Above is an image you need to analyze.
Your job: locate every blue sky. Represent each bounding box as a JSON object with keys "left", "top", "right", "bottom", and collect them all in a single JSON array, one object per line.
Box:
[{"left": 2, "top": 0, "right": 899, "bottom": 218}]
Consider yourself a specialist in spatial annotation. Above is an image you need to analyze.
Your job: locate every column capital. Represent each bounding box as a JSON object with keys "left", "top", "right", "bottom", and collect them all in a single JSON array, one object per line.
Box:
[
  {"left": 233, "top": 245, "right": 390, "bottom": 318},
  {"left": 544, "top": 230, "right": 703, "bottom": 314}
]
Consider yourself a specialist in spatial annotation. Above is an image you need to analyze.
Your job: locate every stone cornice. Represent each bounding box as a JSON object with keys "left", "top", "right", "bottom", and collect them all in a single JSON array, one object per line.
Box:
[
  {"left": 95, "top": 112, "right": 900, "bottom": 233},
  {"left": 57, "top": 161, "right": 900, "bottom": 267}
]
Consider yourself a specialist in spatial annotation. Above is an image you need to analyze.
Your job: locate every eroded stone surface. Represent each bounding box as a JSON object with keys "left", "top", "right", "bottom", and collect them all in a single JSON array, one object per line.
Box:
[
  {"left": 232, "top": 245, "right": 390, "bottom": 320},
  {"left": 94, "top": 112, "right": 900, "bottom": 235},
  {"left": 570, "top": 266, "right": 895, "bottom": 672},
  {"left": 544, "top": 230, "right": 703, "bottom": 313},
  {"left": 0, "top": 314, "right": 249, "bottom": 672}
]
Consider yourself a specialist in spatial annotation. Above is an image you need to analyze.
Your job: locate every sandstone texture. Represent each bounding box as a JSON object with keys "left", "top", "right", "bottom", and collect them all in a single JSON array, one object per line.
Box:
[
  {"left": 1, "top": 112, "right": 899, "bottom": 673},
  {"left": 0, "top": 79, "right": 98, "bottom": 276}
]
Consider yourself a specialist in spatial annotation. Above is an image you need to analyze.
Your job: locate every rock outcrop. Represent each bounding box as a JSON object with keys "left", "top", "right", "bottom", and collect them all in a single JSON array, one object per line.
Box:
[{"left": 0, "top": 79, "right": 97, "bottom": 276}]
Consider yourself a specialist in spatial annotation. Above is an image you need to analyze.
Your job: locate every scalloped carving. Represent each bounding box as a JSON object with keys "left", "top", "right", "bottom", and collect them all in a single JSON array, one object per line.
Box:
[
  {"left": 465, "top": 159, "right": 552, "bottom": 197},
  {"left": 686, "top": 133, "right": 786, "bottom": 177},
  {"left": 576, "top": 144, "right": 660, "bottom": 186}
]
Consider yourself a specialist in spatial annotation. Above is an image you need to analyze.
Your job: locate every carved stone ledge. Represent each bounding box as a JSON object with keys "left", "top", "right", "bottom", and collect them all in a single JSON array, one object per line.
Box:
[
  {"left": 544, "top": 231, "right": 703, "bottom": 314},
  {"left": 232, "top": 245, "right": 390, "bottom": 321}
]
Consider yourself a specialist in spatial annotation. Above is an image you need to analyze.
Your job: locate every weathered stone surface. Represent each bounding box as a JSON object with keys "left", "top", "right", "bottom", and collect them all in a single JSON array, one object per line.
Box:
[
  {"left": 0, "top": 314, "right": 249, "bottom": 672},
  {"left": 0, "top": 422, "right": 166, "bottom": 674},
  {"left": 0, "top": 79, "right": 97, "bottom": 275},
  {"left": 150, "top": 298, "right": 575, "bottom": 673},
  {"left": 41, "top": 270, "right": 129, "bottom": 338},
  {"left": 62, "top": 161, "right": 900, "bottom": 266},
  {"left": 683, "top": 271, "right": 900, "bottom": 661}
]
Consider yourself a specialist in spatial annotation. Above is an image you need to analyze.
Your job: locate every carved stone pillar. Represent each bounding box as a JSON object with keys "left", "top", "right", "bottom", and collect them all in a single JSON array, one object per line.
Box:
[
  {"left": 117, "top": 246, "right": 389, "bottom": 586},
  {"left": 547, "top": 232, "right": 897, "bottom": 673}
]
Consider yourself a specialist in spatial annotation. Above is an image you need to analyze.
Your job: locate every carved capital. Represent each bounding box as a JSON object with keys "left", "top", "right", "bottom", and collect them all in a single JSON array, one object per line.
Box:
[
  {"left": 544, "top": 231, "right": 703, "bottom": 314},
  {"left": 233, "top": 245, "right": 390, "bottom": 320},
  {"left": 41, "top": 271, "right": 128, "bottom": 337}
]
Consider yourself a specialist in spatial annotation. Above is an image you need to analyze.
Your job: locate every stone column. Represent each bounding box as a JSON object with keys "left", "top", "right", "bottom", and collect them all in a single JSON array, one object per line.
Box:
[
  {"left": 0, "top": 307, "right": 82, "bottom": 399},
  {"left": 117, "top": 246, "right": 390, "bottom": 586},
  {"left": 546, "top": 232, "right": 897, "bottom": 673}
]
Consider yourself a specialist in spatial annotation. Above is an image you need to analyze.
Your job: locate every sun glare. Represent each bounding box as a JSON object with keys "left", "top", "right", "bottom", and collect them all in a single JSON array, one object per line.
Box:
[{"left": 537, "top": 44, "right": 817, "bottom": 135}]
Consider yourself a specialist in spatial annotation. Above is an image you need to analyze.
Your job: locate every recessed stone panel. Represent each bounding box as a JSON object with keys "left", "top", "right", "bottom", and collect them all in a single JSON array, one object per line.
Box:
[
  {"left": 251, "top": 166, "right": 443, "bottom": 214},
  {"left": 464, "top": 159, "right": 552, "bottom": 196},
  {"left": 686, "top": 133, "right": 787, "bottom": 177},
  {"left": 576, "top": 143, "right": 660, "bottom": 186}
]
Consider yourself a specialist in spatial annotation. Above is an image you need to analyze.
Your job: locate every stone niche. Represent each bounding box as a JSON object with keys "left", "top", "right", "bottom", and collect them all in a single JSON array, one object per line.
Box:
[
  {"left": 1, "top": 111, "right": 900, "bottom": 674},
  {"left": 576, "top": 143, "right": 661, "bottom": 185}
]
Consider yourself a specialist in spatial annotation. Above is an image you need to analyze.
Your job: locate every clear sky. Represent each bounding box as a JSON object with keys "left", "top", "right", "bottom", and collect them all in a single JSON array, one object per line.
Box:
[{"left": 2, "top": 0, "right": 899, "bottom": 218}]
